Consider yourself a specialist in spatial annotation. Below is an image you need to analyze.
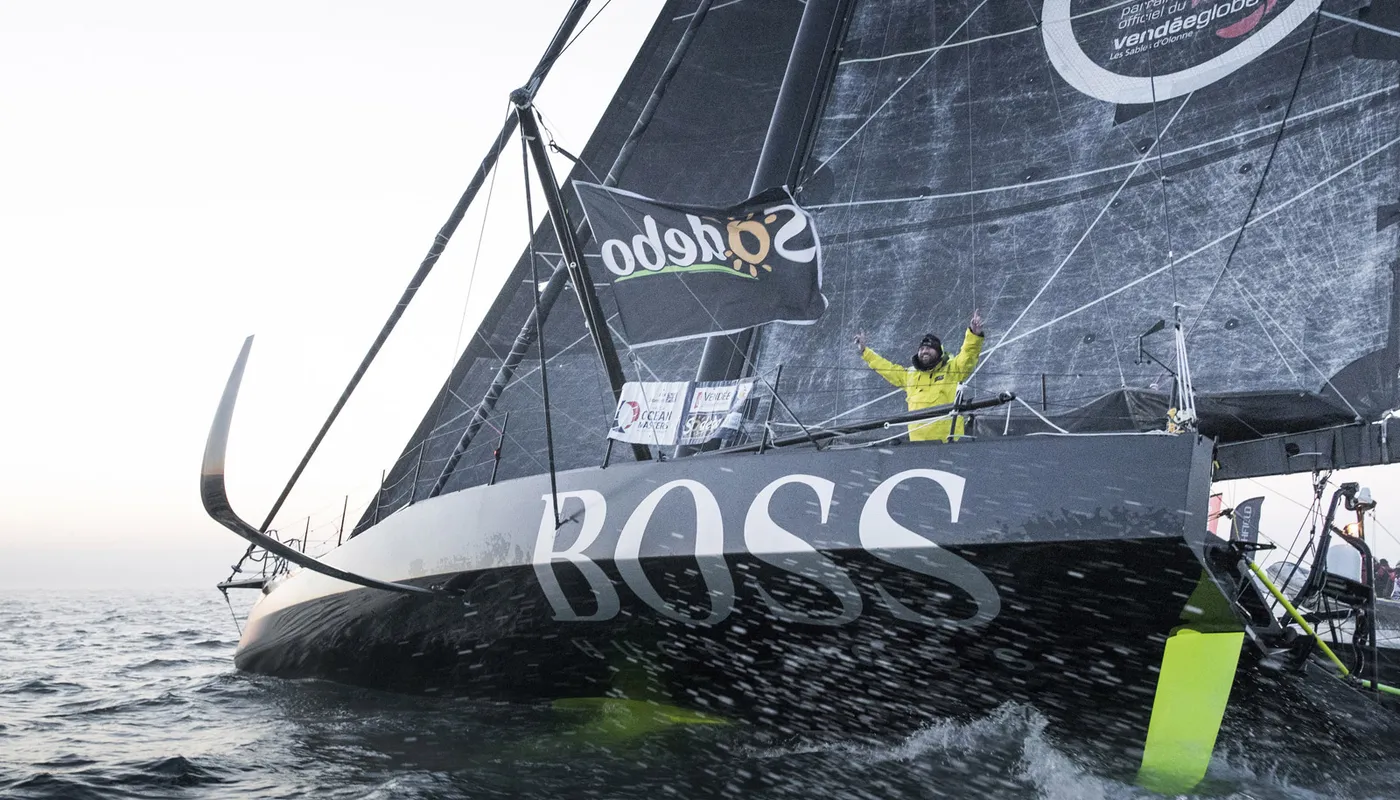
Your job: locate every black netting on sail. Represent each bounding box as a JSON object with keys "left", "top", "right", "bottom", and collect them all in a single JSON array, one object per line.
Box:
[
  {"left": 754, "top": 0, "right": 1399, "bottom": 442},
  {"left": 356, "top": 0, "right": 802, "bottom": 534}
]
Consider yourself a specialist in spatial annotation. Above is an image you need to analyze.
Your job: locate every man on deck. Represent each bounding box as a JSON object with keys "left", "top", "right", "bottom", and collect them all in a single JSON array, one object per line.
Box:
[{"left": 854, "top": 310, "right": 984, "bottom": 442}]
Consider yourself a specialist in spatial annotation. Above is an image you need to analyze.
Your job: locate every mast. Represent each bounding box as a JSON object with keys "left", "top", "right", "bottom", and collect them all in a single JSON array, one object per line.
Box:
[{"left": 690, "top": 0, "right": 854, "bottom": 402}]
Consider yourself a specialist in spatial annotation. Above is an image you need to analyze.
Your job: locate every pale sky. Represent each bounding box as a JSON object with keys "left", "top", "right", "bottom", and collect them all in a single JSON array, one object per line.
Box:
[
  {"left": 1, "top": 1, "right": 1396, "bottom": 591},
  {"left": 0, "top": 0, "right": 660, "bottom": 588}
]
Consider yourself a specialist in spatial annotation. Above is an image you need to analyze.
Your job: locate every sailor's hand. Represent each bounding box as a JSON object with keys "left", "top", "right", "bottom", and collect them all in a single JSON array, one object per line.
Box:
[
  {"left": 969, "top": 309, "right": 984, "bottom": 336},
  {"left": 854, "top": 331, "right": 868, "bottom": 354}
]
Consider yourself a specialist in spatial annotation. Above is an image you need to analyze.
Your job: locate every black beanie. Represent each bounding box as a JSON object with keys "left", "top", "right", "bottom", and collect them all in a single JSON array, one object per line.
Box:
[{"left": 920, "top": 334, "right": 941, "bottom": 350}]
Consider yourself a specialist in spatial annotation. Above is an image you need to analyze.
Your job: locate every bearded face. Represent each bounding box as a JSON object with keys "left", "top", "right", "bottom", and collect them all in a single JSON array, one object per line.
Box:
[{"left": 912, "top": 344, "right": 942, "bottom": 371}]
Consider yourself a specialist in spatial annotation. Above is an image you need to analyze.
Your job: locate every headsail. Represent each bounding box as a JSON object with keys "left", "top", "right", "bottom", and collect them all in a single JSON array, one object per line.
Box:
[{"left": 355, "top": 0, "right": 806, "bottom": 534}]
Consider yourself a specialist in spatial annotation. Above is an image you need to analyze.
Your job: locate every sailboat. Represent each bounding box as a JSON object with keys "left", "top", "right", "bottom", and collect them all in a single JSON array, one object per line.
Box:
[{"left": 202, "top": 0, "right": 1400, "bottom": 792}]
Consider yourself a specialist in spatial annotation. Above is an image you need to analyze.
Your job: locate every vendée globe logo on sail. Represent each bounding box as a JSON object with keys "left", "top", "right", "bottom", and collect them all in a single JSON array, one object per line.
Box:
[
  {"left": 1043, "top": 0, "right": 1319, "bottom": 104},
  {"left": 1110, "top": 0, "right": 1273, "bottom": 58},
  {"left": 597, "top": 204, "right": 816, "bottom": 281}
]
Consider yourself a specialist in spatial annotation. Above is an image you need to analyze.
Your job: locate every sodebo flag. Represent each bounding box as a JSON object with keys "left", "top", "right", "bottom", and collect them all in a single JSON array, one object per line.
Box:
[{"left": 574, "top": 182, "right": 825, "bottom": 346}]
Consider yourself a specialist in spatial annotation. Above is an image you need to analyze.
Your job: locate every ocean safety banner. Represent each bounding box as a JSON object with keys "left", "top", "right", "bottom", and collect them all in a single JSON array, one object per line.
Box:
[
  {"left": 678, "top": 380, "right": 755, "bottom": 446},
  {"left": 609, "top": 381, "right": 689, "bottom": 445},
  {"left": 573, "top": 182, "right": 825, "bottom": 346}
]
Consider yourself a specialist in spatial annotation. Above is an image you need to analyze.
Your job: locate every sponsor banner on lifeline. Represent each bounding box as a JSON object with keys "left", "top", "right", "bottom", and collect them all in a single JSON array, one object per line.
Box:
[
  {"left": 609, "top": 381, "right": 688, "bottom": 445},
  {"left": 573, "top": 182, "right": 825, "bottom": 346},
  {"left": 678, "top": 380, "right": 754, "bottom": 446},
  {"left": 609, "top": 380, "right": 755, "bottom": 446}
]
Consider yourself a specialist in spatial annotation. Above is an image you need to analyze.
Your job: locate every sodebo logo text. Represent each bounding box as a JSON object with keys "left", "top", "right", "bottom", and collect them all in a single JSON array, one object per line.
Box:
[{"left": 599, "top": 204, "right": 817, "bottom": 280}]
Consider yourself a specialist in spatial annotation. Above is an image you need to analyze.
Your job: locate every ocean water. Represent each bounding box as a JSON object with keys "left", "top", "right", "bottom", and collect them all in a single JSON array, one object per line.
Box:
[{"left": 2, "top": 588, "right": 1397, "bottom": 799}]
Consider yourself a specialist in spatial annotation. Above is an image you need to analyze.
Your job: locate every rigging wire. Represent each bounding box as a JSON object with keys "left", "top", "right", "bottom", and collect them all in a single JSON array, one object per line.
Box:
[
  {"left": 1319, "top": 9, "right": 1400, "bottom": 39},
  {"left": 1186, "top": 9, "right": 1324, "bottom": 339},
  {"left": 804, "top": 82, "right": 1396, "bottom": 212},
  {"left": 1277, "top": 470, "right": 1331, "bottom": 601},
  {"left": 1142, "top": 46, "right": 1180, "bottom": 310},
  {"left": 1227, "top": 270, "right": 1365, "bottom": 422},
  {"left": 424, "top": 0, "right": 719, "bottom": 486},
  {"left": 535, "top": 0, "right": 618, "bottom": 83},
  {"left": 972, "top": 125, "right": 1400, "bottom": 360},
  {"left": 811, "top": 0, "right": 990, "bottom": 177},
  {"left": 221, "top": 589, "right": 243, "bottom": 637},
  {"left": 1371, "top": 516, "right": 1400, "bottom": 558},
  {"left": 539, "top": 118, "right": 823, "bottom": 441},
  {"left": 1035, "top": 19, "right": 1129, "bottom": 388},
  {"left": 969, "top": 95, "right": 1194, "bottom": 384},
  {"left": 827, "top": 5, "right": 888, "bottom": 427},
  {"left": 452, "top": 101, "right": 510, "bottom": 362},
  {"left": 419, "top": 121, "right": 510, "bottom": 503},
  {"left": 965, "top": 28, "right": 979, "bottom": 373}
]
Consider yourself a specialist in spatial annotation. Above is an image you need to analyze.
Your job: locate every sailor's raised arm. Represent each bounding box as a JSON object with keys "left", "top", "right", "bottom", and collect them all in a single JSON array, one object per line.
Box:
[
  {"left": 951, "top": 310, "right": 986, "bottom": 378},
  {"left": 858, "top": 336, "right": 908, "bottom": 388}
]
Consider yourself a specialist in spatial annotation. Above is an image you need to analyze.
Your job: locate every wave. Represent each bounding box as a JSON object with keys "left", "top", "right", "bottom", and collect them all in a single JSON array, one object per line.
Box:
[
  {"left": 111, "top": 755, "right": 228, "bottom": 788},
  {"left": 32, "top": 754, "right": 97, "bottom": 769},
  {"left": 51, "top": 691, "right": 188, "bottom": 718},
  {"left": 744, "top": 704, "right": 1118, "bottom": 800},
  {"left": 2, "top": 757, "right": 229, "bottom": 800},
  {"left": 1, "top": 773, "right": 109, "bottom": 800},
  {"left": 125, "top": 658, "right": 196, "bottom": 673},
  {"left": 1, "top": 679, "right": 85, "bottom": 696}
]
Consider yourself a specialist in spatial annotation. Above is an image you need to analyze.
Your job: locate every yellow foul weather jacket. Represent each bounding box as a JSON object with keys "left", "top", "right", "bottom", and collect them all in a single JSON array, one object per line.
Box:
[{"left": 861, "top": 328, "right": 985, "bottom": 441}]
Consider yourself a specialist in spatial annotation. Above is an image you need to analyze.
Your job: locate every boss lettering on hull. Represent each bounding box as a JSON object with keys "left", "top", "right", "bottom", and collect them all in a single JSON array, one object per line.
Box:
[{"left": 532, "top": 470, "right": 1001, "bottom": 628}]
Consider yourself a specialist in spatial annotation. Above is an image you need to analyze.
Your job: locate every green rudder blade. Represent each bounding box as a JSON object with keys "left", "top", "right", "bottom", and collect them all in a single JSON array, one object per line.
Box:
[
  {"left": 553, "top": 697, "right": 728, "bottom": 743},
  {"left": 1135, "top": 627, "right": 1243, "bottom": 794}
]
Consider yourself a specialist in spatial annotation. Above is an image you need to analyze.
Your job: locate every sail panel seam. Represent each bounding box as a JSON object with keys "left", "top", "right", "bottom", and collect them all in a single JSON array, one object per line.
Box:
[
  {"left": 970, "top": 94, "right": 1194, "bottom": 383},
  {"left": 811, "top": 0, "right": 991, "bottom": 177},
  {"left": 673, "top": 0, "right": 743, "bottom": 21},
  {"left": 982, "top": 131, "right": 1400, "bottom": 356},
  {"left": 1319, "top": 9, "right": 1400, "bottom": 39},
  {"left": 804, "top": 84, "right": 1394, "bottom": 210},
  {"left": 841, "top": 24, "right": 1037, "bottom": 64},
  {"left": 1039, "top": 25, "right": 1130, "bottom": 388},
  {"left": 1185, "top": 9, "right": 1325, "bottom": 339},
  {"left": 839, "top": 0, "right": 1138, "bottom": 67},
  {"left": 1225, "top": 271, "right": 1365, "bottom": 421}
]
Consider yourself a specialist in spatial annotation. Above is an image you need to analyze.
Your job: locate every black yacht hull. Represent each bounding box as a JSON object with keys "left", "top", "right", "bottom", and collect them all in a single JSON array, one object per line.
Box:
[{"left": 236, "top": 433, "right": 1241, "bottom": 765}]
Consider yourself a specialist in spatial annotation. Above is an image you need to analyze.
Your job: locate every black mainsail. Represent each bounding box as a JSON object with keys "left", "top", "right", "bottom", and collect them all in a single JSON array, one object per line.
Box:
[{"left": 755, "top": 0, "right": 1398, "bottom": 445}]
